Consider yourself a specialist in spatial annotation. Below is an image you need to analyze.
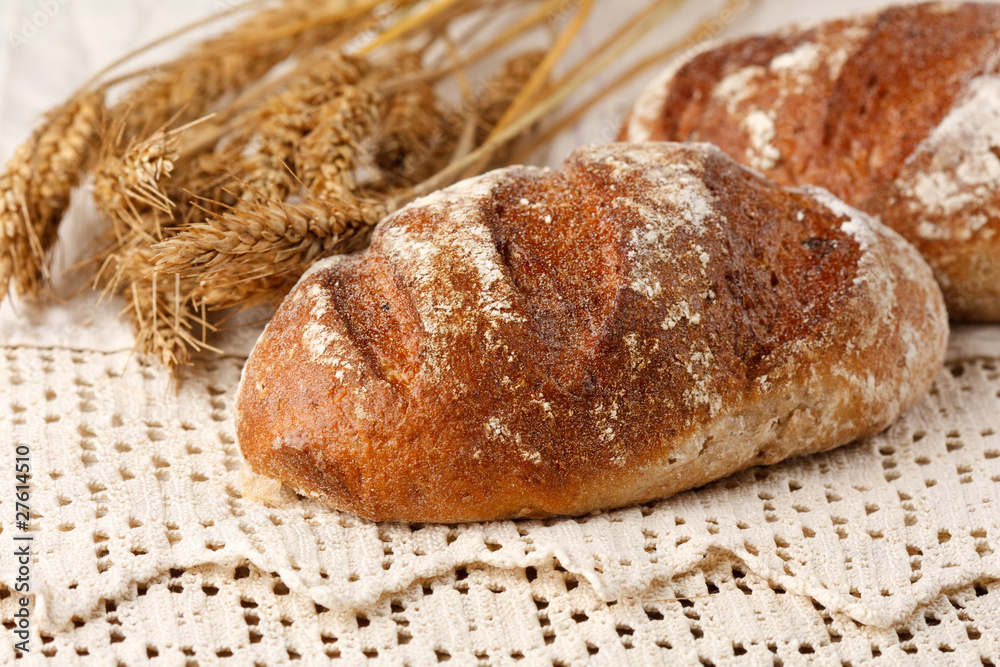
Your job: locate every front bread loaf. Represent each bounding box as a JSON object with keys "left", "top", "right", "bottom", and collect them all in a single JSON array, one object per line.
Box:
[
  {"left": 622, "top": 1, "right": 1000, "bottom": 321},
  {"left": 235, "top": 142, "right": 948, "bottom": 523}
]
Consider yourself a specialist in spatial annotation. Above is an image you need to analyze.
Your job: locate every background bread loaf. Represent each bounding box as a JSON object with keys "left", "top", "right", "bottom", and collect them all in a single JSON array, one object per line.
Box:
[
  {"left": 235, "top": 142, "right": 948, "bottom": 523},
  {"left": 623, "top": 1, "right": 1000, "bottom": 322}
]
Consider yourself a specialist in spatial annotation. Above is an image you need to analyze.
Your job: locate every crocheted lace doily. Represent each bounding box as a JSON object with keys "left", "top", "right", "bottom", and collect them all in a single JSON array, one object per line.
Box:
[{"left": 0, "top": 327, "right": 998, "bottom": 664}]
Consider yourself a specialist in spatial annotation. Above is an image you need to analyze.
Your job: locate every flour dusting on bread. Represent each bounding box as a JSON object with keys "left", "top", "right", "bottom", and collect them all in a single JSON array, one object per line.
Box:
[
  {"left": 897, "top": 75, "right": 1000, "bottom": 240},
  {"left": 236, "top": 142, "right": 948, "bottom": 523},
  {"left": 300, "top": 283, "right": 358, "bottom": 379},
  {"left": 588, "top": 147, "right": 717, "bottom": 300}
]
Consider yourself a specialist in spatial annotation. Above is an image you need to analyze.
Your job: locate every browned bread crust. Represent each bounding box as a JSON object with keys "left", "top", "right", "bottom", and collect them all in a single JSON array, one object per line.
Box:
[
  {"left": 623, "top": 2, "right": 1000, "bottom": 321},
  {"left": 235, "top": 143, "right": 947, "bottom": 523}
]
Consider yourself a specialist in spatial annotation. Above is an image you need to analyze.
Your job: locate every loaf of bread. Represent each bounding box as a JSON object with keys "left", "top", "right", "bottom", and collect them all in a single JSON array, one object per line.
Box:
[
  {"left": 622, "top": 2, "right": 1000, "bottom": 322},
  {"left": 235, "top": 142, "right": 947, "bottom": 523}
]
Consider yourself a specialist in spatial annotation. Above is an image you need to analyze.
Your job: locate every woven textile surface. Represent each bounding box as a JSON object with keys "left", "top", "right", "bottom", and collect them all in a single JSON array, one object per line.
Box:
[{"left": 0, "top": 327, "right": 998, "bottom": 664}]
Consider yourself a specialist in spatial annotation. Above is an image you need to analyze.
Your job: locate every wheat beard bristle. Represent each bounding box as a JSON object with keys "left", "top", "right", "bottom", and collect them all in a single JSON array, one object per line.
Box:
[
  {"left": 0, "top": 90, "right": 104, "bottom": 303},
  {"left": 93, "top": 130, "right": 181, "bottom": 240},
  {"left": 128, "top": 273, "right": 205, "bottom": 368},
  {"left": 99, "top": 242, "right": 210, "bottom": 368}
]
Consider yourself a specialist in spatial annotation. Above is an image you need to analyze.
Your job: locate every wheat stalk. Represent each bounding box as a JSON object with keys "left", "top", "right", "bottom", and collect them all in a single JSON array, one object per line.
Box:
[
  {"left": 93, "top": 128, "right": 182, "bottom": 241},
  {"left": 153, "top": 193, "right": 386, "bottom": 307},
  {"left": 0, "top": 90, "right": 103, "bottom": 303}
]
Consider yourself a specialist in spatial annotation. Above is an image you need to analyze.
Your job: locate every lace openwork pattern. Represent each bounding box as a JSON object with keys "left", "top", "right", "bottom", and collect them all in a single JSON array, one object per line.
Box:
[{"left": 0, "top": 328, "right": 998, "bottom": 664}]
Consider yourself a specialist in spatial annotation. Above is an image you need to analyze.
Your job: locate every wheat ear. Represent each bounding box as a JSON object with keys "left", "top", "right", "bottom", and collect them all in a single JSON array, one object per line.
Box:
[
  {"left": 0, "top": 90, "right": 104, "bottom": 302},
  {"left": 153, "top": 193, "right": 387, "bottom": 308},
  {"left": 93, "top": 127, "right": 182, "bottom": 241}
]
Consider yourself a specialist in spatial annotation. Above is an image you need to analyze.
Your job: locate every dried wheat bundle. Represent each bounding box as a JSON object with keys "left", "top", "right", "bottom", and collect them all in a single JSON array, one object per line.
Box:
[{"left": 1, "top": 0, "right": 745, "bottom": 369}]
